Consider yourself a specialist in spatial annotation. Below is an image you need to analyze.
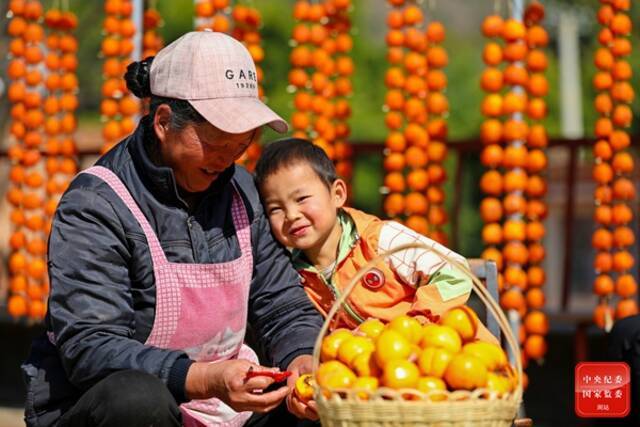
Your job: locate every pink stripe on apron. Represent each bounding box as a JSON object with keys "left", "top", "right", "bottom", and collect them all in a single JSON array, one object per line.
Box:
[{"left": 83, "top": 166, "right": 257, "bottom": 427}]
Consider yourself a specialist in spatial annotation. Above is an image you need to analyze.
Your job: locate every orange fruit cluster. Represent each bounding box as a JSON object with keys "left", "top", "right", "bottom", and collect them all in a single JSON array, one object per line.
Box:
[
  {"left": 520, "top": 2, "right": 549, "bottom": 369},
  {"left": 289, "top": 0, "right": 354, "bottom": 181},
  {"left": 326, "top": 1, "right": 354, "bottom": 183},
  {"left": 42, "top": 6, "right": 79, "bottom": 223},
  {"left": 5, "top": 0, "right": 53, "bottom": 321},
  {"left": 382, "top": 1, "right": 436, "bottom": 239},
  {"left": 479, "top": 2, "right": 549, "bottom": 384},
  {"left": 316, "top": 308, "right": 517, "bottom": 400},
  {"left": 101, "top": 0, "right": 140, "bottom": 154},
  {"left": 592, "top": 0, "right": 637, "bottom": 330},
  {"left": 423, "top": 21, "right": 449, "bottom": 245},
  {"left": 140, "top": 4, "right": 163, "bottom": 116},
  {"left": 194, "top": 0, "right": 230, "bottom": 32},
  {"left": 142, "top": 5, "right": 163, "bottom": 60},
  {"left": 232, "top": 3, "right": 264, "bottom": 172}
]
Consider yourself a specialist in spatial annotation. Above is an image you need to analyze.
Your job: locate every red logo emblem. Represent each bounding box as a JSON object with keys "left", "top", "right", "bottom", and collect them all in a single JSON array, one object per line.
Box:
[
  {"left": 575, "top": 362, "right": 630, "bottom": 418},
  {"left": 363, "top": 268, "right": 385, "bottom": 290}
]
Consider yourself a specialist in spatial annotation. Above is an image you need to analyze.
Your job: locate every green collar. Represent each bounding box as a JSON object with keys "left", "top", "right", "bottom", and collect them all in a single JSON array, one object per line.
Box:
[{"left": 292, "top": 209, "right": 358, "bottom": 274}]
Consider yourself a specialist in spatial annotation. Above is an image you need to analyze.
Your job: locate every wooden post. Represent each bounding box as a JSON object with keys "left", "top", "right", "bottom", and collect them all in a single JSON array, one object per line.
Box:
[
  {"left": 451, "top": 148, "right": 464, "bottom": 252},
  {"left": 561, "top": 144, "right": 578, "bottom": 309}
]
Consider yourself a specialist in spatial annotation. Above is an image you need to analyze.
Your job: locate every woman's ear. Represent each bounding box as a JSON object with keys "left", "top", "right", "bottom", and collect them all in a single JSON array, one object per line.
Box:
[
  {"left": 332, "top": 178, "right": 348, "bottom": 208},
  {"left": 153, "top": 104, "right": 172, "bottom": 143}
]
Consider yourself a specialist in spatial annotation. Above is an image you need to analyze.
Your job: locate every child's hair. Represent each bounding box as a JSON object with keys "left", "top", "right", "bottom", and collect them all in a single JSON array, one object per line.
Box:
[{"left": 254, "top": 138, "right": 338, "bottom": 190}]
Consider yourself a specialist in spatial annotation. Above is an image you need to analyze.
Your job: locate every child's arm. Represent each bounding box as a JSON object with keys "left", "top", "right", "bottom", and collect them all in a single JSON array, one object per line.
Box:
[
  {"left": 376, "top": 221, "right": 473, "bottom": 320},
  {"left": 376, "top": 221, "right": 500, "bottom": 344}
]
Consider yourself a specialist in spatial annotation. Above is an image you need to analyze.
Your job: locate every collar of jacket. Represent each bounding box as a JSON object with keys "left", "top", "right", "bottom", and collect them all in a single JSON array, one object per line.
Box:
[
  {"left": 292, "top": 208, "right": 359, "bottom": 274},
  {"left": 128, "top": 115, "right": 236, "bottom": 210}
]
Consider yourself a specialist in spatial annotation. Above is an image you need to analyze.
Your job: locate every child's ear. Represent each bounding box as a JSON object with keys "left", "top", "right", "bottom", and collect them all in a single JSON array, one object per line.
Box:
[{"left": 332, "top": 178, "right": 348, "bottom": 207}]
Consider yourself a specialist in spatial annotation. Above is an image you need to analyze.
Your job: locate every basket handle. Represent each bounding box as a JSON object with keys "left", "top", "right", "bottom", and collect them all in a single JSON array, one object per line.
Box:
[{"left": 311, "top": 241, "right": 523, "bottom": 401}]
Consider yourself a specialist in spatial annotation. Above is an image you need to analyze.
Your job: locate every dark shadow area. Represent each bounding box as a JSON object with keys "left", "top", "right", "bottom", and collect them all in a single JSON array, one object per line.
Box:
[{"left": 0, "top": 320, "right": 44, "bottom": 407}]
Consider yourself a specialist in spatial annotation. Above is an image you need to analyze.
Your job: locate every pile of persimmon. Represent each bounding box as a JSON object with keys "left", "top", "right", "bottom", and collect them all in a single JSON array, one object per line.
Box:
[
  {"left": 232, "top": 3, "right": 263, "bottom": 172},
  {"left": 5, "top": 0, "right": 49, "bottom": 321},
  {"left": 308, "top": 307, "right": 517, "bottom": 401},
  {"left": 101, "top": 0, "right": 139, "bottom": 154},
  {"left": 592, "top": 0, "right": 637, "bottom": 329},
  {"left": 424, "top": 21, "right": 449, "bottom": 245}
]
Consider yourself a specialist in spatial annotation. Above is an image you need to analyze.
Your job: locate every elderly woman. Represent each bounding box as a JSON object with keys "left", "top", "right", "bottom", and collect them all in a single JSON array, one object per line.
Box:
[{"left": 22, "top": 31, "right": 322, "bottom": 427}]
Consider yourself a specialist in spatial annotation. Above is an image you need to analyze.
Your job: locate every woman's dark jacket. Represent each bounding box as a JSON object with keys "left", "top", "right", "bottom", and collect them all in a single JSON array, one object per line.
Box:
[{"left": 21, "top": 117, "right": 323, "bottom": 426}]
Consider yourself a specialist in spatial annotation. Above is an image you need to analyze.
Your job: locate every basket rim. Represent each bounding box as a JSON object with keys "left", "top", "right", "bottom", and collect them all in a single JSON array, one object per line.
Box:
[{"left": 314, "top": 385, "right": 522, "bottom": 403}]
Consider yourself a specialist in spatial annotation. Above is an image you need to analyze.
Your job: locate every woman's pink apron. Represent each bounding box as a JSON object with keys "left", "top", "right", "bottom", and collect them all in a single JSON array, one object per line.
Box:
[{"left": 83, "top": 166, "right": 257, "bottom": 427}]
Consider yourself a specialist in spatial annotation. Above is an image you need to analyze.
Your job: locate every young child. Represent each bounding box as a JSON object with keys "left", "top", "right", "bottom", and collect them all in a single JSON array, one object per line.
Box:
[{"left": 255, "top": 138, "right": 496, "bottom": 343}]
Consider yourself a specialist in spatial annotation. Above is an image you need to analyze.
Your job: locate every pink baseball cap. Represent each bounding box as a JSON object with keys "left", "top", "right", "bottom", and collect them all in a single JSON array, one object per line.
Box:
[{"left": 150, "top": 30, "right": 288, "bottom": 134}]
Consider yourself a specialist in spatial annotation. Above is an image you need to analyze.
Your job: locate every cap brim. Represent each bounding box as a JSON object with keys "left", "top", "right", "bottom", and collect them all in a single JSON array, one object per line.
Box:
[{"left": 189, "top": 97, "right": 288, "bottom": 134}]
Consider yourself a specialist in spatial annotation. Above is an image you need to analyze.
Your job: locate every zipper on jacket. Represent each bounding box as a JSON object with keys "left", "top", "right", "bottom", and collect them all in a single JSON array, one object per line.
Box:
[
  {"left": 323, "top": 234, "right": 365, "bottom": 325},
  {"left": 325, "top": 278, "right": 365, "bottom": 324}
]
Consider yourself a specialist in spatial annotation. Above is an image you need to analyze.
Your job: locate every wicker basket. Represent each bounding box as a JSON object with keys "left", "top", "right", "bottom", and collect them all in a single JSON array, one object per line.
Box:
[{"left": 312, "top": 242, "right": 523, "bottom": 427}]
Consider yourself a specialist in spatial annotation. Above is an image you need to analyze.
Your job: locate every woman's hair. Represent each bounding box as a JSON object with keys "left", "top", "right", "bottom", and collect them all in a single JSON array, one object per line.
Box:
[
  {"left": 124, "top": 57, "right": 206, "bottom": 130},
  {"left": 254, "top": 138, "right": 337, "bottom": 190}
]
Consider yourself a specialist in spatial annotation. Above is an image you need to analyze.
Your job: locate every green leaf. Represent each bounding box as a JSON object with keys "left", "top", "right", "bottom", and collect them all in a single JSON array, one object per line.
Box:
[{"left": 429, "top": 267, "right": 473, "bottom": 301}]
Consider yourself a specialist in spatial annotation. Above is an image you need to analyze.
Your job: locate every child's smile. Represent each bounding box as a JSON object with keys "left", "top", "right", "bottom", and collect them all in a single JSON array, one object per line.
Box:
[
  {"left": 290, "top": 224, "right": 311, "bottom": 238},
  {"left": 260, "top": 161, "right": 347, "bottom": 267}
]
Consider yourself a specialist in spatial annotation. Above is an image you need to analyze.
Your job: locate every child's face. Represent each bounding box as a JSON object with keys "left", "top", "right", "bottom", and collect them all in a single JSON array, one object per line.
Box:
[{"left": 260, "top": 162, "right": 346, "bottom": 251}]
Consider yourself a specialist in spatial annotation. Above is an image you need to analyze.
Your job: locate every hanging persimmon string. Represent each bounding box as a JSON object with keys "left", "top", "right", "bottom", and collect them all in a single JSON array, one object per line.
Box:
[
  {"left": 479, "top": 11, "right": 507, "bottom": 301},
  {"left": 6, "top": 0, "right": 48, "bottom": 321},
  {"left": 479, "top": 3, "right": 548, "bottom": 390},
  {"left": 142, "top": 1, "right": 163, "bottom": 59},
  {"left": 141, "top": 0, "right": 163, "bottom": 115},
  {"left": 383, "top": 0, "right": 420, "bottom": 225},
  {"left": 43, "top": 3, "right": 79, "bottom": 246},
  {"left": 325, "top": 0, "right": 353, "bottom": 185},
  {"left": 607, "top": 0, "right": 637, "bottom": 322},
  {"left": 521, "top": 0, "right": 548, "bottom": 369},
  {"left": 101, "top": 0, "right": 139, "bottom": 154},
  {"left": 232, "top": 2, "right": 264, "bottom": 172},
  {"left": 289, "top": 1, "right": 337, "bottom": 161},
  {"left": 592, "top": 0, "right": 636, "bottom": 330},
  {"left": 194, "top": 0, "right": 230, "bottom": 32},
  {"left": 424, "top": 19, "right": 448, "bottom": 244}
]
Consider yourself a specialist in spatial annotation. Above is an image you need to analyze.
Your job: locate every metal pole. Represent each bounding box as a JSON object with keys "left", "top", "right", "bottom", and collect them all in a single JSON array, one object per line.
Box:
[
  {"left": 558, "top": 9, "right": 584, "bottom": 138},
  {"left": 132, "top": 0, "right": 144, "bottom": 123},
  {"left": 193, "top": 0, "right": 199, "bottom": 30},
  {"left": 132, "top": 0, "right": 143, "bottom": 62}
]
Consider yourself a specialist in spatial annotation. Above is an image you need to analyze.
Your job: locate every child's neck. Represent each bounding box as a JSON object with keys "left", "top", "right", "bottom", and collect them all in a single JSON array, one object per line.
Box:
[{"left": 305, "top": 221, "right": 343, "bottom": 271}]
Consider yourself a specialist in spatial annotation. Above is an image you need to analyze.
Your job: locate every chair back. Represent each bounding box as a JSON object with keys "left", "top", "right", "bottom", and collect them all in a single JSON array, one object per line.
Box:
[{"left": 467, "top": 258, "right": 501, "bottom": 339}]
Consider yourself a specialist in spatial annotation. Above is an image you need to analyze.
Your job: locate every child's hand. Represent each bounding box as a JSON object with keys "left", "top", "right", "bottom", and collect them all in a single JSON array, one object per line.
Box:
[
  {"left": 288, "top": 391, "right": 318, "bottom": 420},
  {"left": 285, "top": 355, "right": 319, "bottom": 420}
]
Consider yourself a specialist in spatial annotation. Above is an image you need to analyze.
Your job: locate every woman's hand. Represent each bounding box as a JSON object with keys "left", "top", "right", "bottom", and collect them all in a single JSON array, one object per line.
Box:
[
  {"left": 185, "top": 359, "right": 290, "bottom": 413},
  {"left": 285, "top": 355, "right": 318, "bottom": 420}
]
